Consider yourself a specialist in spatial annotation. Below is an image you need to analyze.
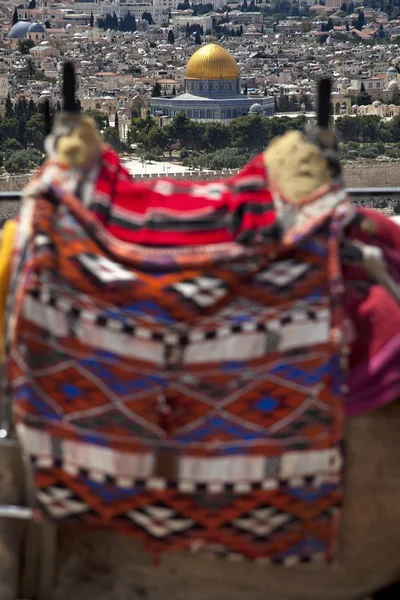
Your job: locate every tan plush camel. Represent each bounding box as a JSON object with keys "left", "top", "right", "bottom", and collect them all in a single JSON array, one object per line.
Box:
[{"left": 0, "top": 123, "right": 399, "bottom": 600}]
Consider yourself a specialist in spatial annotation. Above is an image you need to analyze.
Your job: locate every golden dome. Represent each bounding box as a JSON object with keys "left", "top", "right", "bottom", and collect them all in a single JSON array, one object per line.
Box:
[{"left": 185, "top": 43, "right": 240, "bottom": 80}]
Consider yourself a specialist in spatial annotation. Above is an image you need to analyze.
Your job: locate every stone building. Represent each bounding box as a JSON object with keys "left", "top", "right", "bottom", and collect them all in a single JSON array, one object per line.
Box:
[{"left": 150, "top": 42, "right": 275, "bottom": 122}]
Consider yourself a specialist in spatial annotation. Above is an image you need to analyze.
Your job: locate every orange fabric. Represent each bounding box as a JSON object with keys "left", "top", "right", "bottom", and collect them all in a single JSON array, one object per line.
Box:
[{"left": 0, "top": 220, "right": 16, "bottom": 358}]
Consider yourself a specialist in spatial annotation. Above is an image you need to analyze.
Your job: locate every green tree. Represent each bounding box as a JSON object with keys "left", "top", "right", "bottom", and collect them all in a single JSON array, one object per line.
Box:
[
  {"left": 2, "top": 138, "right": 23, "bottom": 159},
  {"left": 90, "top": 11, "right": 94, "bottom": 26},
  {"left": 167, "top": 112, "right": 193, "bottom": 147},
  {"left": 142, "top": 11, "right": 154, "bottom": 24},
  {"left": 151, "top": 81, "right": 162, "bottom": 97},
  {"left": 25, "top": 113, "right": 45, "bottom": 150},
  {"left": 392, "top": 199, "right": 400, "bottom": 215},
  {"left": 12, "top": 8, "right": 18, "bottom": 25},
  {"left": 147, "top": 126, "right": 169, "bottom": 155},
  {"left": 103, "top": 126, "right": 124, "bottom": 152},
  {"left": 17, "top": 118, "right": 26, "bottom": 147},
  {"left": 15, "top": 97, "right": 27, "bottom": 120},
  {"left": 26, "top": 57, "right": 36, "bottom": 78},
  {"left": 194, "top": 30, "right": 201, "bottom": 44},
  {"left": 167, "top": 29, "right": 175, "bottom": 43},
  {"left": 228, "top": 114, "right": 268, "bottom": 152},
  {"left": 85, "top": 109, "right": 108, "bottom": 130},
  {"left": 28, "top": 0, "right": 36, "bottom": 7},
  {"left": 355, "top": 10, "right": 364, "bottom": 29},
  {"left": 130, "top": 114, "right": 155, "bottom": 142},
  {"left": 335, "top": 115, "right": 380, "bottom": 143},
  {"left": 27, "top": 99, "right": 36, "bottom": 118},
  {"left": 4, "top": 149, "right": 41, "bottom": 173},
  {"left": 4, "top": 95, "right": 13, "bottom": 119},
  {"left": 114, "top": 112, "right": 119, "bottom": 130},
  {"left": 203, "top": 122, "right": 231, "bottom": 150},
  {"left": 0, "top": 117, "right": 17, "bottom": 142},
  {"left": 17, "top": 39, "right": 35, "bottom": 54},
  {"left": 391, "top": 114, "right": 400, "bottom": 142}
]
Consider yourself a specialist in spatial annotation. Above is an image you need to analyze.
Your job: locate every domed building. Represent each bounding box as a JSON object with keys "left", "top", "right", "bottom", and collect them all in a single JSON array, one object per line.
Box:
[
  {"left": 387, "top": 66, "right": 398, "bottom": 79},
  {"left": 27, "top": 22, "right": 46, "bottom": 42},
  {"left": 9, "top": 20, "right": 46, "bottom": 43},
  {"left": 150, "top": 43, "right": 274, "bottom": 122},
  {"left": 9, "top": 21, "right": 32, "bottom": 39}
]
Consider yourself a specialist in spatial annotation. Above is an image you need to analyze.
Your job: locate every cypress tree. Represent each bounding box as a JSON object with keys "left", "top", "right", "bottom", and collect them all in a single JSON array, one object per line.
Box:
[
  {"left": 5, "top": 94, "right": 13, "bottom": 118},
  {"left": 12, "top": 7, "right": 19, "bottom": 25}
]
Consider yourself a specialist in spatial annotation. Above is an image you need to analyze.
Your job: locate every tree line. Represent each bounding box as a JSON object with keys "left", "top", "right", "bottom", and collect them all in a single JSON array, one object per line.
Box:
[
  {"left": 97, "top": 11, "right": 154, "bottom": 31},
  {"left": 97, "top": 12, "right": 138, "bottom": 31},
  {"left": 128, "top": 111, "right": 400, "bottom": 170},
  {"left": 130, "top": 112, "right": 308, "bottom": 164},
  {"left": 0, "top": 96, "right": 52, "bottom": 173},
  {"left": 336, "top": 115, "right": 400, "bottom": 143}
]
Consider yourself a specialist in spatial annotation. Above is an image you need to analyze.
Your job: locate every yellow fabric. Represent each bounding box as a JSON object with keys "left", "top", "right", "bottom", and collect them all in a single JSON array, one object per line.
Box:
[{"left": 0, "top": 220, "right": 17, "bottom": 358}]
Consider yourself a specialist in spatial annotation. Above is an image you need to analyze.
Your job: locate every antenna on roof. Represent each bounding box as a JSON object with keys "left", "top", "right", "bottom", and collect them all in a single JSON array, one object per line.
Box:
[
  {"left": 316, "top": 77, "right": 332, "bottom": 129},
  {"left": 62, "top": 61, "right": 78, "bottom": 113}
]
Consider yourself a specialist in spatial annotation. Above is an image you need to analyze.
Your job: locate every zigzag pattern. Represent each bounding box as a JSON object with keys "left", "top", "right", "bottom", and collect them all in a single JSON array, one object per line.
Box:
[{"left": 8, "top": 164, "right": 347, "bottom": 564}]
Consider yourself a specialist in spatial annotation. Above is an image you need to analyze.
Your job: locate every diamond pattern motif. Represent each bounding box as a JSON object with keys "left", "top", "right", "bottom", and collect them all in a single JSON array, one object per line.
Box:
[
  {"left": 37, "top": 487, "right": 89, "bottom": 519},
  {"left": 171, "top": 275, "right": 229, "bottom": 307},
  {"left": 255, "top": 260, "right": 311, "bottom": 287},
  {"left": 10, "top": 174, "right": 345, "bottom": 565},
  {"left": 232, "top": 507, "right": 292, "bottom": 537},
  {"left": 127, "top": 505, "right": 195, "bottom": 538}
]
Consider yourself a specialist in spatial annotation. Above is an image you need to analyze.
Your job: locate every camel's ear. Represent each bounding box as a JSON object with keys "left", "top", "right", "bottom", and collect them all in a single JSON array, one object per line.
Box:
[{"left": 62, "top": 61, "right": 78, "bottom": 113}]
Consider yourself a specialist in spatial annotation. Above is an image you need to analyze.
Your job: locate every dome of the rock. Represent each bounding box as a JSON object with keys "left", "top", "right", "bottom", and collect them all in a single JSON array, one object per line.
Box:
[
  {"left": 185, "top": 43, "right": 240, "bottom": 80},
  {"left": 150, "top": 42, "right": 274, "bottom": 122}
]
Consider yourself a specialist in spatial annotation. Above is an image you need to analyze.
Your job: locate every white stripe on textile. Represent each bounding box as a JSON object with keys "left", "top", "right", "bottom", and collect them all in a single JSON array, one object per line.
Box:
[
  {"left": 16, "top": 423, "right": 52, "bottom": 457},
  {"left": 184, "top": 308, "right": 329, "bottom": 364},
  {"left": 184, "top": 331, "right": 267, "bottom": 364},
  {"left": 23, "top": 296, "right": 69, "bottom": 337},
  {"left": 74, "top": 320, "right": 164, "bottom": 363},
  {"left": 278, "top": 317, "right": 329, "bottom": 352},
  {"left": 280, "top": 448, "right": 342, "bottom": 478},
  {"left": 179, "top": 455, "right": 265, "bottom": 483},
  {"left": 63, "top": 440, "right": 154, "bottom": 479}
]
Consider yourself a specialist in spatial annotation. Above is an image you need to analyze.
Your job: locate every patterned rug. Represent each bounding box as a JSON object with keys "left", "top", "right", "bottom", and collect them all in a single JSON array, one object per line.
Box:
[{"left": 6, "top": 156, "right": 348, "bottom": 565}]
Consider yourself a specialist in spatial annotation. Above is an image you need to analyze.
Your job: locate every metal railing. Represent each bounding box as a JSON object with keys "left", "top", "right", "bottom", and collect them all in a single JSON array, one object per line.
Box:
[{"left": 1, "top": 189, "right": 400, "bottom": 201}]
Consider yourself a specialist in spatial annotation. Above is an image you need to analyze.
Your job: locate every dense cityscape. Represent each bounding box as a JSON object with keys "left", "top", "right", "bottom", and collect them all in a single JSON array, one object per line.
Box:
[{"left": 0, "top": 0, "right": 399, "bottom": 187}]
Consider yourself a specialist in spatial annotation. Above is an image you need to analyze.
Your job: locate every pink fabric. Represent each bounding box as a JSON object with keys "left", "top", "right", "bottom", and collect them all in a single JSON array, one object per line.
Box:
[{"left": 344, "top": 208, "right": 400, "bottom": 414}]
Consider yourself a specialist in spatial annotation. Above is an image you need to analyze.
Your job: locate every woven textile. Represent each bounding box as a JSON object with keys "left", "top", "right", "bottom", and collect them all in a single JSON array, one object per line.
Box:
[{"left": 7, "top": 154, "right": 348, "bottom": 565}]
